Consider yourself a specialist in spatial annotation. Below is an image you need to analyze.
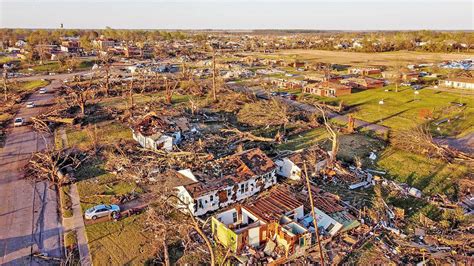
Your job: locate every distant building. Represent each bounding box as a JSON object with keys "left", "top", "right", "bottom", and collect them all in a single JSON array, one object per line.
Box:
[
  {"left": 93, "top": 38, "right": 116, "bottom": 51},
  {"left": 441, "top": 78, "right": 474, "bottom": 90},
  {"left": 303, "top": 81, "right": 352, "bottom": 97},
  {"left": 341, "top": 77, "right": 385, "bottom": 89},
  {"left": 348, "top": 67, "right": 382, "bottom": 76},
  {"left": 60, "top": 37, "right": 82, "bottom": 54}
]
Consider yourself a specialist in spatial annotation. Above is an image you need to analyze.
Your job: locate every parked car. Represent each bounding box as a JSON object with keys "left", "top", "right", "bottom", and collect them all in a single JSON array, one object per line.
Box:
[
  {"left": 26, "top": 101, "right": 35, "bottom": 108},
  {"left": 39, "top": 88, "right": 47, "bottom": 94},
  {"left": 13, "top": 117, "right": 24, "bottom": 127},
  {"left": 84, "top": 204, "right": 120, "bottom": 220}
]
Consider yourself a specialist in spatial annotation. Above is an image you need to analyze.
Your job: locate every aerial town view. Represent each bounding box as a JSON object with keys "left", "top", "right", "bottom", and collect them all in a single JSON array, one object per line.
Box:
[{"left": 0, "top": 0, "right": 473, "bottom": 265}]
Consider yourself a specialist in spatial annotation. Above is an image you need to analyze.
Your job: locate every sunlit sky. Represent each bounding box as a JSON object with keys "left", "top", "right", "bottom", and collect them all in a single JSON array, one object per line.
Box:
[{"left": 1, "top": 0, "right": 473, "bottom": 30}]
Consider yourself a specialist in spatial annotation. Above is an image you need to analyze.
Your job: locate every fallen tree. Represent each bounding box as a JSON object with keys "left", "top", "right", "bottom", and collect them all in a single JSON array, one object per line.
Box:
[
  {"left": 392, "top": 126, "right": 473, "bottom": 164},
  {"left": 26, "top": 149, "right": 88, "bottom": 186}
]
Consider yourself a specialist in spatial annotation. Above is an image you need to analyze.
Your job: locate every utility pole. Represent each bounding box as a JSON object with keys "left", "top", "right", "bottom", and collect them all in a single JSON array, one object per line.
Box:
[
  {"left": 212, "top": 49, "right": 217, "bottom": 101},
  {"left": 304, "top": 162, "right": 325, "bottom": 265}
]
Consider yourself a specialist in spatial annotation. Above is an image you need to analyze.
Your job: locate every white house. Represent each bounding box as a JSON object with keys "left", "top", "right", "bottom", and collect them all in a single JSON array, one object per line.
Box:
[
  {"left": 442, "top": 78, "right": 474, "bottom": 90},
  {"left": 131, "top": 113, "right": 187, "bottom": 152},
  {"left": 175, "top": 148, "right": 277, "bottom": 216},
  {"left": 276, "top": 158, "right": 302, "bottom": 181},
  {"left": 275, "top": 149, "right": 328, "bottom": 181}
]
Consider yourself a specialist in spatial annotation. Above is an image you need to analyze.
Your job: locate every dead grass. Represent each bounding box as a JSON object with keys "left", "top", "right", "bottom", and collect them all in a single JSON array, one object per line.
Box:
[
  {"left": 262, "top": 49, "right": 472, "bottom": 67},
  {"left": 86, "top": 213, "right": 155, "bottom": 265}
]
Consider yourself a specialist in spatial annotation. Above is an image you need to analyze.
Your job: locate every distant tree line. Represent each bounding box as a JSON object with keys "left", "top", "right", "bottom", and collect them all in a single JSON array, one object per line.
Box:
[{"left": 0, "top": 28, "right": 472, "bottom": 53}]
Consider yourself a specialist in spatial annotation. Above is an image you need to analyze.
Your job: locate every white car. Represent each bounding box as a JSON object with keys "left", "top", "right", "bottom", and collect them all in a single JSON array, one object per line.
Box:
[
  {"left": 13, "top": 117, "right": 24, "bottom": 127},
  {"left": 84, "top": 204, "right": 120, "bottom": 220},
  {"left": 26, "top": 101, "right": 35, "bottom": 108},
  {"left": 39, "top": 88, "right": 47, "bottom": 94}
]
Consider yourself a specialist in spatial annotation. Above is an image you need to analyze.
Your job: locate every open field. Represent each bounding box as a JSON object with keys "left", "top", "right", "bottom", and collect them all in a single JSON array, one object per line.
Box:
[
  {"left": 263, "top": 49, "right": 473, "bottom": 67},
  {"left": 65, "top": 122, "right": 132, "bottom": 150},
  {"left": 377, "top": 147, "right": 470, "bottom": 197},
  {"left": 299, "top": 85, "right": 473, "bottom": 137}
]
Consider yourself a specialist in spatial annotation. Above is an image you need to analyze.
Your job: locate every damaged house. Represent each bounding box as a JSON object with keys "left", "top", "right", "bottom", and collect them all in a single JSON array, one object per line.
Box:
[
  {"left": 131, "top": 113, "right": 189, "bottom": 152},
  {"left": 275, "top": 147, "right": 328, "bottom": 181},
  {"left": 174, "top": 148, "right": 277, "bottom": 216},
  {"left": 301, "top": 186, "right": 360, "bottom": 237},
  {"left": 211, "top": 186, "right": 311, "bottom": 258}
]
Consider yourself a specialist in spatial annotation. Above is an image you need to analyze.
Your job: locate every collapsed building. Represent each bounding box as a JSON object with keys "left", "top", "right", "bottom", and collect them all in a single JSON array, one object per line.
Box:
[
  {"left": 211, "top": 184, "right": 361, "bottom": 262},
  {"left": 131, "top": 113, "right": 189, "bottom": 151},
  {"left": 211, "top": 186, "right": 311, "bottom": 260},
  {"left": 174, "top": 148, "right": 277, "bottom": 216}
]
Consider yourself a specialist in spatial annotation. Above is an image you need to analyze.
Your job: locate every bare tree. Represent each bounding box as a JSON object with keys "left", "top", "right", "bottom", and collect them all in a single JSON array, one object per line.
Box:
[
  {"left": 67, "top": 84, "right": 96, "bottom": 116},
  {"left": 317, "top": 105, "right": 339, "bottom": 167},
  {"left": 99, "top": 52, "right": 113, "bottom": 96},
  {"left": 85, "top": 124, "right": 102, "bottom": 155},
  {"left": 2, "top": 70, "right": 7, "bottom": 101},
  {"left": 212, "top": 49, "right": 218, "bottom": 101},
  {"left": 164, "top": 78, "right": 178, "bottom": 105}
]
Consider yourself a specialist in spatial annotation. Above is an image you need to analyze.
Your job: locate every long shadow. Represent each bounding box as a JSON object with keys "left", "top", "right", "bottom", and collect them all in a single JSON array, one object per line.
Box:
[
  {"left": 0, "top": 228, "right": 61, "bottom": 262},
  {"left": 376, "top": 109, "right": 409, "bottom": 123}
]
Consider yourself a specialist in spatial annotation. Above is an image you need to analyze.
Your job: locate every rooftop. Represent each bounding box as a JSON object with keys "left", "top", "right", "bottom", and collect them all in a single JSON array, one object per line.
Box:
[{"left": 245, "top": 186, "right": 303, "bottom": 223}]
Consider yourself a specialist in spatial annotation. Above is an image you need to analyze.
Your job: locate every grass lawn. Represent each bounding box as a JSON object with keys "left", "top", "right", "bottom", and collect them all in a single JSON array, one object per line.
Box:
[
  {"left": 66, "top": 122, "right": 132, "bottom": 149},
  {"left": 377, "top": 147, "right": 470, "bottom": 197},
  {"left": 13, "top": 79, "right": 49, "bottom": 94},
  {"left": 86, "top": 213, "right": 155, "bottom": 265},
  {"left": 301, "top": 85, "right": 473, "bottom": 137},
  {"left": 277, "top": 127, "right": 328, "bottom": 151},
  {"left": 0, "top": 56, "right": 18, "bottom": 64},
  {"left": 77, "top": 171, "right": 143, "bottom": 211},
  {"left": 29, "top": 62, "right": 60, "bottom": 72}
]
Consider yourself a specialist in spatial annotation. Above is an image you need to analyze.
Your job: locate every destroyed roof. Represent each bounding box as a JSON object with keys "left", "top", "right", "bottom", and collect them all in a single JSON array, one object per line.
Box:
[
  {"left": 309, "top": 185, "right": 345, "bottom": 214},
  {"left": 286, "top": 146, "right": 328, "bottom": 167},
  {"left": 181, "top": 148, "right": 276, "bottom": 198},
  {"left": 132, "top": 112, "right": 188, "bottom": 137},
  {"left": 245, "top": 186, "right": 303, "bottom": 223},
  {"left": 221, "top": 148, "right": 277, "bottom": 182}
]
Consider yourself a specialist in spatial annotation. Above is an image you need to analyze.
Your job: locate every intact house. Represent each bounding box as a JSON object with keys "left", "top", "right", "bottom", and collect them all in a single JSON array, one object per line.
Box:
[
  {"left": 303, "top": 81, "right": 351, "bottom": 97},
  {"left": 275, "top": 147, "right": 328, "bottom": 181},
  {"left": 341, "top": 77, "right": 385, "bottom": 90},
  {"left": 211, "top": 186, "right": 311, "bottom": 257},
  {"left": 131, "top": 113, "right": 189, "bottom": 152},
  {"left": 441, "top": 78, "right": 474, "bottom": 90},
  {"left": 174, "top": 148, "right": 277, "bottom": 216}
]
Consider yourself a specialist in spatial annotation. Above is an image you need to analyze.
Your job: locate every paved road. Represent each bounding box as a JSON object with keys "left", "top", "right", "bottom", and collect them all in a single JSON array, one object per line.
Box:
[
  {"left": 0, "top": 80, "right": 63, "bottom": 265},
  {"left": 229, "top": 83, "right": 390, "bottom": 135}
]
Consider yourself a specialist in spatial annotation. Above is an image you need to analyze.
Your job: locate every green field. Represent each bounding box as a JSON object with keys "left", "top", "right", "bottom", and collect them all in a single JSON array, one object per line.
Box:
[
  {"left": 66, "top": 122, "right": 132, "bottom": 150},
  {"left": 14, "top": 79, "right": 50, "bottom": 93},
  {"left": 300, "top": 86, "right": 473, "bottom": 137},
  {"left": 377, "top": 147, "right": 469, "bottom": 197}
]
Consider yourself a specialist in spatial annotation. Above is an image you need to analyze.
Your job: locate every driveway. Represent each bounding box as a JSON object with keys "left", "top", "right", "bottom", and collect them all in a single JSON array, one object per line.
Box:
[{"left": 0, "top": 79, "right": 63, "bottom": 265}]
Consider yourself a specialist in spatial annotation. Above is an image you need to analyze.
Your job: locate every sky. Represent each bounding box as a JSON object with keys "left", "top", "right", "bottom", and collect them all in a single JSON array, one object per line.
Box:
[{"left": 0, "top": 0, "right": 473, "bottom": 30}]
